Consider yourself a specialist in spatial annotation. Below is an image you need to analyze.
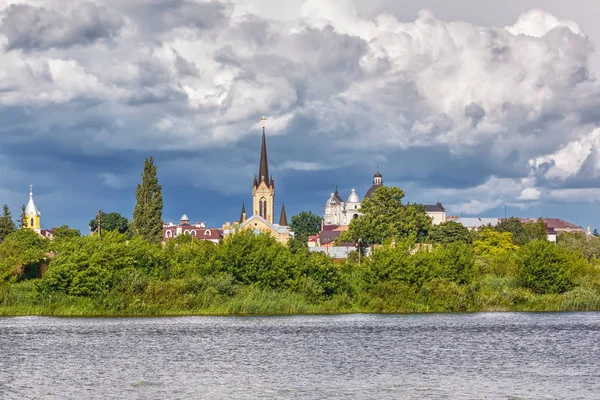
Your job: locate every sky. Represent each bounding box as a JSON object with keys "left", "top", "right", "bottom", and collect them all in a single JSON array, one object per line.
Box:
[{"left": 2, "top": 0, "right": 600, "bottom": 232}]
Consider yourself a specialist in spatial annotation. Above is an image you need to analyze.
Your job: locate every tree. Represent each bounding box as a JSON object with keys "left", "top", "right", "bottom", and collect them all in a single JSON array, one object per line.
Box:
[
  {"left": 53, "top": 225, "right": 81, "bottom": 240},
  {"left": 89, "top": 212, "right": 129, "bottom": 234},
  {"left": 131, "top": 157, "right": 163, "bottom": 243},
  {"left": 517, "top": 240, "right": 585, "bottom": 294},
  {"left": 427, "top": 221, "right": 473, "bottom": 245},
  {"left": 19, "top": 204, "right": 27, "bottom": 229},
  {"left": 557, "top": 232, "right": 600, "bottom": 261},
  {"left": 473, "top": 228, "right": 518, "bottom": 256},
  {"left": 593, "top": 229, "right": 599, "bottom": 237},
  {"left": 0, "top": 204, "right": 16, "bottom": 242},
  {"left": 289, "top": 211, "right": 322, "bottom": 241},
  {"left": 496, "top": 217, "right": 529, "bottom": 245},
  {"left": 340, "top": 186, "right": 431, "bottom": 245},
  {"left": 523, "top": 218, "right": 547, "bottom": 241}
]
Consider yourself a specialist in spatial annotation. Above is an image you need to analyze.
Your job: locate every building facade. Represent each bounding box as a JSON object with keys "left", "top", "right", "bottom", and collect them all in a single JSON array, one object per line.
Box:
[
  {"left": 162, "top": 214, "right": 222, "bottom": 243},
  {"left": 323, "top": 170, "right": 446, "bottom": 227}
]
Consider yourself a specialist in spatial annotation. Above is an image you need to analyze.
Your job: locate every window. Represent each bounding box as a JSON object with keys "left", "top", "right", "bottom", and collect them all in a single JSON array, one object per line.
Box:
[
  {"left": 192, "top": 231, "right": 197, "bottom": 236},
  {"left": 30, "top": 218, "right": 34, "bottom": 226},
  {"left": 166, "top": 230, "right": 172, "bottom": 238},
  {"left": 259, "top": 197, "right": 267, "bottom": 219},
  {"left": 204, "top": 230, "right": 210, "bottom": 236}
]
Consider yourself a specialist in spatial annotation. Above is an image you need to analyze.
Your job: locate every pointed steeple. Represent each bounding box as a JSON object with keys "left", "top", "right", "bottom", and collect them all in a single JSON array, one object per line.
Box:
[
  {"left": 279, "top": 203, "right": 288, "bottom": 226},
  {"left": 240, "top": 203, "right": 247, "bottom": 224},
  {"left": 25, "top": 185, "right": 40, "bottom": 217},
  {"left": 258, "top": 116, "right": 270, "bottom": 187}
]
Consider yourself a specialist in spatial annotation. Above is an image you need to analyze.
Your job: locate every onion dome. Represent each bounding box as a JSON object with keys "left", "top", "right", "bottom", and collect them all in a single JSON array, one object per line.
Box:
[{"left": 347, "top": 188, "right": 360, "bottom": 203}]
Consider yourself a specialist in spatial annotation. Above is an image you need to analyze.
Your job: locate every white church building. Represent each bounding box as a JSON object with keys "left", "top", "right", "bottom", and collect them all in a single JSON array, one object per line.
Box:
[{"left": 323, "top": 170, "right": 446, "bottom": 227}]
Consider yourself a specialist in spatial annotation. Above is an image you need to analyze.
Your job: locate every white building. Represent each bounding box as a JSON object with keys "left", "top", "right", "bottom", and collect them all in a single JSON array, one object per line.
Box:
[{"left": 323, "top": 170, "right": 446, "bottom": 227}]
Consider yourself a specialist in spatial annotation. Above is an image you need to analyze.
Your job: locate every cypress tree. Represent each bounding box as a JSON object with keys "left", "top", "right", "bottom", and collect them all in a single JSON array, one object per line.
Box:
[
  {"left": 0, "top": 204, "right": 16, "bottom": 242},
  {"left": 132, "top": 157, "right": 163, "bottom": 243},
  {"left": 19, "top": 204, "right": 27, "bottom": 229}
]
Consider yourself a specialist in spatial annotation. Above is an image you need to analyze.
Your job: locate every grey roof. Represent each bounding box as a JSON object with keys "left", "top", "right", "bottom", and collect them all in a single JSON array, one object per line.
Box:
[
  {"left": 424, "top": 203, "right": 445, "bottom": 212},
  {"left": 364, "top": 183, "right": 382, "bottom": 200}
]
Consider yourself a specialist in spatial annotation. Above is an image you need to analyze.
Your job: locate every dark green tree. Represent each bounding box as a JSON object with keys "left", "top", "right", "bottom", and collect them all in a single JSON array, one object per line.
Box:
[
  {"left": 89, "top": 212, "right": 129, "bottom": 234},
  {"left": 427, "top": 221, "right": 473, "bottom": 244},
  {"left": 53, "top": 225, "right": 81, "bottom": 239},
  {"left": 496, "top": 217, "right": 529, "bottom": 245},
  {"left": 0, "top": 204, "right": 16, "bottom": 242},
  {"left": 19, "top": 204, "right": 27, "bottom": 229},
  {"left": 517, "top": 240, "right": 585, "bottom": 294},
  {"left": 132, "top": 157, "right": 163, "bottom": 243},
  {"left": 593, "top": 229, "right": 599, "bottom": 237},
  {"left": 340, "top": 186, "right": 432, "bottom": 245},
  {"left": 289, "top": 211, "right": 322, "bottom": 241}
]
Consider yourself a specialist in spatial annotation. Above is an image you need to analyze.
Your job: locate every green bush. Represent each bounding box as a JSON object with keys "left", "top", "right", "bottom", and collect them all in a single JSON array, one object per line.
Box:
[{"left": 517, "top": 240, "right": 586, "bottom": 294}]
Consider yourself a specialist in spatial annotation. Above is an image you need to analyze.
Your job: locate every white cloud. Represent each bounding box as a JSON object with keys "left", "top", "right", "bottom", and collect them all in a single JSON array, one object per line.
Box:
[
  {"left": 505, "top": 9, "right": 583, "bottom": 38},
  {"left": 518, "top": 187, "right": 541, "bottom": 201}
]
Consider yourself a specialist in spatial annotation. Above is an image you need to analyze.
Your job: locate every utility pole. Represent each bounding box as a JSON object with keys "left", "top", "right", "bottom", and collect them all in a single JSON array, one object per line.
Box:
[{"left": 97, "top": 209, "right": 102, "bottom": 242}]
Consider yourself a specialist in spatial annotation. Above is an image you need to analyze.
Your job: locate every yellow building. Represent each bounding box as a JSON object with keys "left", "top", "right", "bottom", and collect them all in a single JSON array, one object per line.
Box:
[
  {"left": 224, "top": 117, "right": 294, "bottom": 244},
  {"left": 24, "top": 185, "right": 41, "bottom": 233}
]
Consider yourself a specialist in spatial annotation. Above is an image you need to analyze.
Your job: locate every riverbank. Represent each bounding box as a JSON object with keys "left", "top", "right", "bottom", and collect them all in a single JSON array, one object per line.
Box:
[
  {"left": 2, "top": 277, "right": 600, "bottom": 317},
  {"left": 2, "top": 230, "right": 600, "bottom": 317}
]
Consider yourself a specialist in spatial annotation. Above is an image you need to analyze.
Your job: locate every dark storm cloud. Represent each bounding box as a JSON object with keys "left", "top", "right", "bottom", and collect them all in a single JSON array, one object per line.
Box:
[{"left": 0, "top": 2, "right": 123, "bottom": 51}]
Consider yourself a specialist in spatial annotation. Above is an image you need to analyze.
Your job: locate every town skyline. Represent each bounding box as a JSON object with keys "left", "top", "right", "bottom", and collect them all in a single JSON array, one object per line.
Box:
[{"left": 2, "top": 0, "right": 600, "bottom": 232}]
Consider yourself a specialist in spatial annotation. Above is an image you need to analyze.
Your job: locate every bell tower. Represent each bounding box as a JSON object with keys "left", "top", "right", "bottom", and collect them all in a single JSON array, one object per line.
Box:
[
  {"left": 24, "top": 185, "right": 41, "bottom": 233},
  {"left": 252, "top": 116, "right": 275, "bottom": 224}
]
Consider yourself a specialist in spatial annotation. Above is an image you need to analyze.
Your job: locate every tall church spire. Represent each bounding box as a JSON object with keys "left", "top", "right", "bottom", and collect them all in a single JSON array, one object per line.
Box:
[
  {"left": 25, "top": 184, "right": 41, "bottom": 233},
  {"left": 258, "top": 116, "right": 269, "bottom": 187},
  {"left": 279, "top": 203, "right": 288, "bottom": 226},
  {"left": 240, "top": 203, "right": 246, "bottom": 224}
]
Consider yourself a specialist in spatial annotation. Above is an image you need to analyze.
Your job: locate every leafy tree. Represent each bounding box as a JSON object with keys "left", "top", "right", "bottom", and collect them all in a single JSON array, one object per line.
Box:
[
  {"left": 593, "top": 229, "right": 599, "bottom": 237},
  {"left": 0, "top": 204, "right": 16, "bottom": 242},
  {"left": 0, "top": 229, "right": 47, "bottom": 280},
  {"left": 89, "top": 212, "right": 129, "bottom": 235},
  {"left": 131, "top": 157, "right": 163, "bottom": 243},
  {"left": 517, "top": 240, "right": 585, "bottom": 294},
  {"left": 340, "top": 186, "right": 432, "bottom": 245},
  {"left": 473, "top": 228, "right": 518, "bottom": 256},
  {"left": 53, "top": 225, "right": 81, "bottom": 240},
  {"left": 496, "top": 217, "right": 529, "bottom": 245},
  {"left": 427, "top": 221, "right": 473, "bottom": 245},
  {"left": 19, "top": 205, "right": 27, "bottom": 229},
  {"left": 289, "top": 211, "right": 322, "bottom": 241},
  {"left": 523, "top": 218, "right": 547, "bottom": 241},
  {"left": 557, "top": 232, "right": 600, "bottom": 261}
]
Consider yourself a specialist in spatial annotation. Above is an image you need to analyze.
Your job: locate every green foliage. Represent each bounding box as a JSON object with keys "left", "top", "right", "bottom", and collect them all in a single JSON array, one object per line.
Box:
[
  {"left": 132, "top": 157, "right": 163, "bottom": 243},
  {"left": 496, "top": 217, "right": 529, "bottom": 245},
  {"left": 1, "top": 221, "right": 600, "bottom": 316},
  {"left": 53, "top": 225, "right": 81, "bottom": 240},
  {"left": 341, "top": 186, "right": 432, "bottom": 245},
  {"left": 474, "top": 228, "right": 518, "bottom": 256},
  {"left": 289, "top": 211, "right": 322, "bottom": 241},
  {"left": 19, "top": 205, "right": 27, "bottom": 229},
  {"left": 557, "top": 232, "right": 600, "bottom": 261},
  {"left": 90, "top": 212, "right": 129, "bottom": 235},
  {"left": 0, "top": 230, "right": 47, "bottom": 281},
  {"left": 0, "top": 204, "right": 16, "bottom": 242},
  {"left": 523, "top": 218, "right": 548, "bottom": 241},
  {"left": 517, "top": 240, "right": 586, "bottom": 294},
  {"left": 427, "top": 221, "right": 473, "bottom": 245}
]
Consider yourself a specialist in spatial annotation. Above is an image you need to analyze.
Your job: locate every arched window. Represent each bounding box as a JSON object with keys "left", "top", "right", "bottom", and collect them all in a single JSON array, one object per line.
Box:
[
  {"left": 204, "top": 230, "right": 211, "bottom": 236},
  {"left": 191, "top": 230, "right": 197, "bottom": 236},
  {"left": 353, "top": 214, "right": 359, "bottom": 219},
  {"left": 30, "top": 218, "right": 34, "bottom": 227},
  {"left": 259, "top": 197, "right": 267, "bottom": 219},
  {"left": 166, "top": 230, "right": 172, "bottom": 238}
]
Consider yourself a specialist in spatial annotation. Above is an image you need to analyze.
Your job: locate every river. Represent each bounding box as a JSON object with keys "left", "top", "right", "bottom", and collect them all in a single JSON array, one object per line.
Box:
[{"left": 1, "top": 313, "right": 599, "bottom": 399}]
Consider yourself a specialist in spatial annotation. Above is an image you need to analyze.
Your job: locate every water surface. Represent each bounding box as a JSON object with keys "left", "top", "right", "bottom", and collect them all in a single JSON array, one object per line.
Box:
[{"left": 1, "top": 313, "right": 599, "bottom": 399}]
